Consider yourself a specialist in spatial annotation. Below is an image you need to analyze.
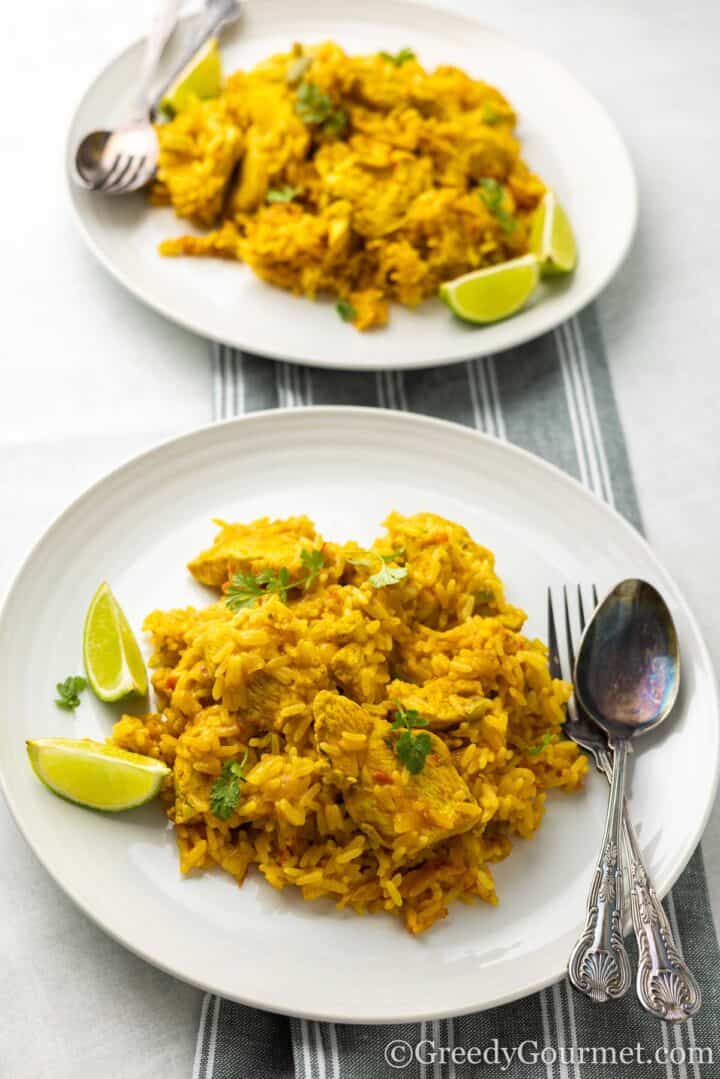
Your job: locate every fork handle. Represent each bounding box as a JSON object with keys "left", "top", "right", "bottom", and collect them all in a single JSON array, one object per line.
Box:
[
  {"left": 568, "top": 738, "right": 633, "bottom": 1003},
  {"left": 593, "top": 751, "right": 702, "bottom": 1020},
  {"left": 132, "top": 0, "right": 183, "bottom": 119},
  {"left": 624, "top": 816, "right": 702, "bottom": 1020}
]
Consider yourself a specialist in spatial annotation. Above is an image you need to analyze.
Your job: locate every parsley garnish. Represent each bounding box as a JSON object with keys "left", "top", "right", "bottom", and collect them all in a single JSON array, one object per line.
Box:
[
  {"left": 379, "top": 48, "right": 416, "bottom": 66},
  {"left": 295, "top": 82, "right": 348, "bottom": 135},
  {"left": 527, "top": 732, "right": 554, "bottom": 757},
  {"left": 225, "top": 548, "right": 324, "bottom": 610},
  {"left": 368, "top": 563, "right": 407, "bottom": 589},
  {"left": 266, "top": 185, "right": 302, "bottom": 204},
  {"left": 478, "top": 177, "right": 517, "bottom": 233},
  {"left": 336, "top": 299, "right": 357, "bottom": 322},
  {"left": 210, "top": 751, "right": 249, "bottom": 820},
  {"left": 482, "top": 103, "right": 501, "bottom": 125},
  {"left": 392, "top": 701, "right": 432, "bottom": 774},
  {"left": 347, "top": 549, "right": 407, "bottom": 588},
  {"left": 55, "top": 675, "right": 87, "bottom": 711}
]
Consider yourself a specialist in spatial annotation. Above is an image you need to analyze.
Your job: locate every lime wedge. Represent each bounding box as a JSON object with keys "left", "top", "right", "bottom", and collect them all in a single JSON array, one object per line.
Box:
[
  {"left": 159, "top": 38, "right": 222, "bottom": 116},
  {"left": 530, "top": 191, "right": 577, "bottom": 275},
  {"left": 83, "top": 582, "right": 148, "bottom": 702},
  {"left": 27, "top": 738, "right": 169, "bottom": 811},
  {"left": 440, "top": 255, "right": 540, "bottom": 324}
]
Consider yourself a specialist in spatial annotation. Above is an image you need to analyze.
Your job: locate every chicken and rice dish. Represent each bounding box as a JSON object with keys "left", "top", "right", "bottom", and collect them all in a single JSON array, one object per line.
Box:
[
  {"left": 151, "top": 42, "right": 547, "bottom": 330},
  {"left": 112, "top": 511, "right": 587, "bottom": 934}
]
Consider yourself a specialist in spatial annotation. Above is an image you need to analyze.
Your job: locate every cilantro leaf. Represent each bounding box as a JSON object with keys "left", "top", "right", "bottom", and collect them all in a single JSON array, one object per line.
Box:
[
  {"left": 392, "top": 701, "right": 431, "bottom": 773},
  {"left": 336, "top": 299, "right": 356, "bottom": 322},
  {"left": 300, "top": 548, "right": 324, "bottom": 588},
  {"left": 396, "top": 729, "right": 432, "bottom": 774},
  {"left": 210, "top": 752, "right": 249, "bottom": 820},
  {"left": 527, "top": 732, "right": 554, "bottom": 757},
  {"left": 225, "top": 572, "right": 266, "bottom": 610},
  {"left": 379, "top": 48, "right": 416, "bottom": 66},
  {"left": 477, "top": 177, "right": 517, "bottom": 233},
  {"left": 225, "top": 549, "right": 324, "bottom": 611},
  {"left": 368, "top": 563, "right": 407, "bottom": 589},
  {"left": 266, "top": 185, "right": 302, "bottom": 204},
  {"left": 55, "top": 675, "right": 87, "bottom": 711},
  {"left": 295, "top": 82, "right": 348, "bottom": 136}
]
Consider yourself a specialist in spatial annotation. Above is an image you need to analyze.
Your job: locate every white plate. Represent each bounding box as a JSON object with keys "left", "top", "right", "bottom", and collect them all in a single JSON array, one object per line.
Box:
[
  {"left": 0, "top": 409, "right": 715, "bottom": 1022},
  {"left": 66, "top": 0, "right": 637, "bottom": 371}
]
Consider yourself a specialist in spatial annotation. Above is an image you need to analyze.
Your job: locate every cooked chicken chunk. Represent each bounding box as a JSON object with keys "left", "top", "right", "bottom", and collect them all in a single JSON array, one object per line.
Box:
[
  {"left": 188, "top": 515, "right": 320, "bottom": 588},
  {"left": 313, "top": 691, "right": 481, "bottom": 863}
]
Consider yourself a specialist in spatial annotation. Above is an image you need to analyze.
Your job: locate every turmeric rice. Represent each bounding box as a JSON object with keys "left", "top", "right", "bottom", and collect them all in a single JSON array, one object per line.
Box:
[
  {"left": 150, "top": 42, "right": 546, "bottom": 330},
  {"left": 112, "top": 511, "right": 587, "bottom": 934}
]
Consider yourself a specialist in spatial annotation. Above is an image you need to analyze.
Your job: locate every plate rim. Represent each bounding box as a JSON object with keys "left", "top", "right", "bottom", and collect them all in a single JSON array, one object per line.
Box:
[
  {"left": 0, "top": 406, "right": 717, "bottom": 1022},
  {"left": 65, "top": 0, "right": 638, "bottom": 372}
]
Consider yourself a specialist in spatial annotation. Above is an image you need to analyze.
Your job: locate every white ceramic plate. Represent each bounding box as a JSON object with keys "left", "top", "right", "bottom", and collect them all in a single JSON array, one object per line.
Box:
[
  {"left": 66, "top": 0, "right": 637, "bottom": 371},
  {"left": 0, "top": 409, "right": 715, "bottom": 1022}
]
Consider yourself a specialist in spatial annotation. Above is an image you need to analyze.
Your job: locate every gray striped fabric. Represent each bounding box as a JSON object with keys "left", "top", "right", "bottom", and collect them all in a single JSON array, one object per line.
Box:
[{"left": 194, "top": 308, "right": 720, "bottom": 1079}]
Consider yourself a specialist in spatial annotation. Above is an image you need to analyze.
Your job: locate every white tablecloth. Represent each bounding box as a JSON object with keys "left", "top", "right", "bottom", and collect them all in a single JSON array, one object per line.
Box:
[{"left": 1, "top": 1, "right": 718, "bottom": 1075}]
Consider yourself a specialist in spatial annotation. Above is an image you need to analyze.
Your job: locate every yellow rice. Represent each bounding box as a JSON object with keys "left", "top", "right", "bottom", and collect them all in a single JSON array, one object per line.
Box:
[
  {"left": 150, "top": 42, "right": 546, "bottom": 329},
  {"left": 112, "top": 511, "right": 587, "bottom": 934}
]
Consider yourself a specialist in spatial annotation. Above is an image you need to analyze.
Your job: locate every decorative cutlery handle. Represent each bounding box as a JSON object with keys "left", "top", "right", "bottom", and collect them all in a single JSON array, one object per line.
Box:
[
  {"left": 625, "top": 825, "right": 702, "bottom": 1020},
  {"left": 151, "top": 0, "right": 243, "bottom": 114},
  {"left": 568, "top": 740, "right": 632, "bottom": 1003},
  {"left": 133, "top": 0, "right": 183, "bottom": 118}
]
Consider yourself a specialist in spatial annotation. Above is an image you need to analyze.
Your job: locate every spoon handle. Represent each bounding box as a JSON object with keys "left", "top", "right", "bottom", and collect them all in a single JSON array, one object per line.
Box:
[
  {"left": 132, "top": 0, "right": 183, "bottom": 119},
  {"left": 568, "top": 738, "right": 632, "bottom": 1003},
  {"left": 150, "top": 0, "right": 243, "bottom": 115},
  {"left": 624, "top": 818, "right": 702, "bottom": 1020}
]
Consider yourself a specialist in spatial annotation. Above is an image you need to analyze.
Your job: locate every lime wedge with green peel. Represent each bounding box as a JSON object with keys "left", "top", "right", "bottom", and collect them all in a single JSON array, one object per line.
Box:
[
  {"left": 530, "top": 191, "right": 577, "bottom": 275},
  {"left": 440, "top": 255, "right": 540, "bottom": 325},
  {"left": 159, "top": 37, "right": 222, "bottom": 116},
  {"left": 27, "top": 738, "right": 169, "bottom": 812},
  {"left": 83, "top": 582, "right": 148, "bottom": 702}
]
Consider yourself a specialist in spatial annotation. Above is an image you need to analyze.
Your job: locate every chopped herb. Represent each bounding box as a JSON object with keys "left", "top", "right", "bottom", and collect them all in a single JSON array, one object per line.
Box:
[
  {"left": 300, "top": 548, "right": 324, "bottom": 588},
  {"left": 527, "top": 732, "right": 554, "bottom": 757},
  {"left": 336, "top": 299, "right": 357, "bottom": 322},
  {"left": 379, "top": 48, "right": 416, "bottom": 66},
  {"left": 482, "top": 103, "right": 502, "bottom": 125},
  {"left": 55, "top": 675, "right": 87, "bottom": 711},
  {"left": 210, "top": 751, "right": 249, "bottom": 820},
  {"left": 225, "top": 549, "right": 324, "bottom": 611},
  {"left": 368, "top": 562, "right": 407, "bottom": 589},
  {"left": 295, "top": 82, "right": 348, "bottom": 135},
  {"left": 478, "top": 177, "right": 517, "bottom": 233},
  {"left": 266, "top": 185, "right": 302, "bottom": 204},
  {"left": 392, "top": 701, "right": 431, "bottom": 774},
  {"left": 347, "top": 548, "right": 407, "bottom": 586}
]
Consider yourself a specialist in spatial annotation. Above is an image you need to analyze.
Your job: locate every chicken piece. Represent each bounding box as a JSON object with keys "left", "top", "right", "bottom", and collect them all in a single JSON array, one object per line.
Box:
[
  {"left": 313, "top": 691, "right": 481, "bottom": 863},
  {"left": 388, "top": 676, "right": 493, "bottom": 731},
  {"left": 188, "top": 516, "right": 321, "bottom": 588}
]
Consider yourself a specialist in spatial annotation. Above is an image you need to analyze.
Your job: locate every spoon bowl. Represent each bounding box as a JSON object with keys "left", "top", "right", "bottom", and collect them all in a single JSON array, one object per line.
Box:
[{"left": 575, "top": 578, "right": 680, "bottom": 741}]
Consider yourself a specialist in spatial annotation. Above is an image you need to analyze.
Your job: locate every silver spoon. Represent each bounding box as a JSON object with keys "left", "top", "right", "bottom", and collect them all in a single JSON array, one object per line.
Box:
[
  {"left": 567, "top": 579, "right": 699, "bottom": 1016},
  {"left": 74, "top": 0, "right": 242, "bottom": 195}
]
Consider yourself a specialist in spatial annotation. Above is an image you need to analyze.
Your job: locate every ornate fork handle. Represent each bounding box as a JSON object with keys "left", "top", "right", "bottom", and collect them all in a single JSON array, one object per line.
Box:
[
  {"left": 568, "top": 739, "right": 632, "bottom": 1003},
  {"left": 590, "top": 748, "right": 702, "bottom": 1019}
]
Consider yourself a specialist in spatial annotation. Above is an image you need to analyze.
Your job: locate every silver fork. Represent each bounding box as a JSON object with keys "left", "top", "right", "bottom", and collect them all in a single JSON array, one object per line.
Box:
[
  {"left": 74, "top": 0, "right": 242, "bottom": 195},
  {"left": 548, "top": 585, "right": 701, "bottom": 1021}
]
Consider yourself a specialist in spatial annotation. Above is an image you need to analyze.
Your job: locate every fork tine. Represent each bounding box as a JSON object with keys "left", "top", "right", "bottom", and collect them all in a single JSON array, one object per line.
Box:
[
  {"left": 101, "top": 155, "right": 134, "bottom": 192},
  {"left": 91, "top": 154, "right": 122, "bottom": 191},
  {"left": 563, "top": 585, "right": 576, "bottom": 675},
  {"left": 577, "top": 584, "right": 586, "bottom": 631},
  {"left": 547, "top": 588, "right": 562, "bottom": 680},
  {"left": 592, "top": 583, "right": 599, "bottom": 608},
  {"left": 114, "top": 156, "right": 148, "bottom": 194}
]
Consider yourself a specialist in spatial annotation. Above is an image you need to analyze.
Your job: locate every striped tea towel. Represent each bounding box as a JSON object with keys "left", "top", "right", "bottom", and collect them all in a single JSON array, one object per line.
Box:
[{"left": 195, "top": 306, "right": 720, "bottom": 1079}]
